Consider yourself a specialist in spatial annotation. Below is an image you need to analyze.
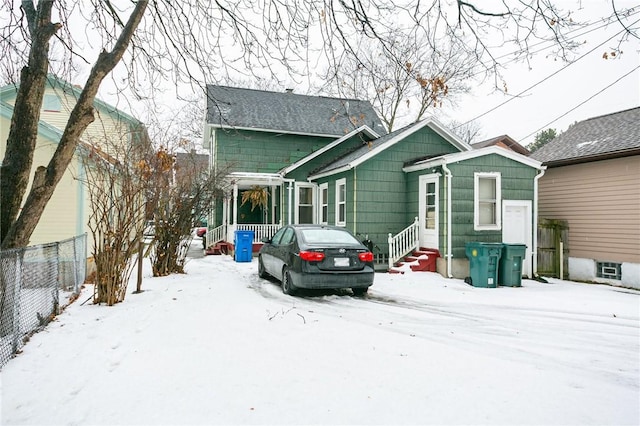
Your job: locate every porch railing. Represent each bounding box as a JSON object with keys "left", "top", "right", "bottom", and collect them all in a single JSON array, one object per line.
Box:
[
  {"left": 236, "top": 224, "right": 280, "bottom": 243},
  {"left": 206, "top": 224, "right": 281, "bottom": 248},
  {"left": 387, "top": 217, "right": 419, "bottom": 270}
]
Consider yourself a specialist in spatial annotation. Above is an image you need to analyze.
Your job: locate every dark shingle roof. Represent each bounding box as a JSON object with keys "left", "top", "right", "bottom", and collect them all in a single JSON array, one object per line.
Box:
[
  {"left": 206, "top": 85, "right": 386, "bottom": 137},
  {"left": 530, "top": 107, "right": 640, "bottom": 165}
]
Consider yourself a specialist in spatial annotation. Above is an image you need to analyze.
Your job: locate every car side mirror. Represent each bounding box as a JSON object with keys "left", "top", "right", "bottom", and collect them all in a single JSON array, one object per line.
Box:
[{"left": 261, "top": 237, "right": 271, "bottom": 244}]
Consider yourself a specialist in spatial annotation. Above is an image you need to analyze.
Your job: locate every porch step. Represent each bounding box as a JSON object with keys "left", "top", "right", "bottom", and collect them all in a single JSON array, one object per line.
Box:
[
  {"left": 205, "top": 241, "right": 231, "bottom": 256},
  {"left": 388, "top": 248, "right": 440, "bottom": 274}
]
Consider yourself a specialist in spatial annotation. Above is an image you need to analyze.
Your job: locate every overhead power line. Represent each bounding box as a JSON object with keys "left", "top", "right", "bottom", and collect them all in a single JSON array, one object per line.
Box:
[
  {"left": 519, "top": 64, "right": 640, "bottom": 142},
  {"left": 458, "top": 18, "right": 640, "bottom": 128}
]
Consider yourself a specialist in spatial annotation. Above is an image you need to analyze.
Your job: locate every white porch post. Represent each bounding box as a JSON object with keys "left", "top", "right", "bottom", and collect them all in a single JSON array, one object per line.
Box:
[
  {"left": 232, "top": 184, "right": 239, "bottom": 226},
  {"left": 287, "top": 181, "right": 293, "bottom": 225}
]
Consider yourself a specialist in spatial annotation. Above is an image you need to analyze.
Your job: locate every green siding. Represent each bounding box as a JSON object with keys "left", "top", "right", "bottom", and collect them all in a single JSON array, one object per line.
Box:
[
  {"left": 215, "top": 128, "right": 331, "bottom": 173},
  {"left": 335, "top": 127, "right": 458, "bottom": 252},
  {"left": 286, "top": 134, "right": 372, "bottom": 181},
  {"left": 448, "top": 154, "right": 537, "bottom": 258}
]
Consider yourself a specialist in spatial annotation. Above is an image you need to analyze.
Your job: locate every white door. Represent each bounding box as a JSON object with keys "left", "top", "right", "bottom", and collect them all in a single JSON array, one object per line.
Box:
[
  {"left": 502, "top": 200, "right": 532, "bottom": 278},
  {"left": 418, "top": 175, "right": 439, "bottom": 250}
]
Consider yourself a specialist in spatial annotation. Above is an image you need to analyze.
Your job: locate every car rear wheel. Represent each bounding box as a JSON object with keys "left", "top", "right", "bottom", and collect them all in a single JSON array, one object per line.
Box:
[
  {"left": 352, "top": 287, "right": 368, "bottom": 297},
  {"left": 258, "top": 256, "right": 269, "bottom": 279},
  {"left": 282, "top": 268, "right": 297, "bottom": 295}
]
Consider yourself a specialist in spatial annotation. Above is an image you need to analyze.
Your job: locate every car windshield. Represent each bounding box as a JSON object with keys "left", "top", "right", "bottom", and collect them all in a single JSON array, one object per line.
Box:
[{"left": 299, "top": 228, "right": 360, "bottom": 245}]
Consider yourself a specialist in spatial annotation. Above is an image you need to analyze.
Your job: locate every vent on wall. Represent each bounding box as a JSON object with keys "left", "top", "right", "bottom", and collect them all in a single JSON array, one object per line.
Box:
[{"left": 597, "top": 262, "right": 621, "bottom": 280}]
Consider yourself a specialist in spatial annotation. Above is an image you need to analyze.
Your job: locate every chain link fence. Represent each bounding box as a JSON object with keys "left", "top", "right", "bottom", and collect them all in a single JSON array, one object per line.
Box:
[{"left": 0, "top": 234, "right": 87, "bottom": 369}]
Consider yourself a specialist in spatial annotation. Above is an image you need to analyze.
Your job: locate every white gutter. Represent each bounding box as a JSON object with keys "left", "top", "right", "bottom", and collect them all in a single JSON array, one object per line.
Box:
[
  {"left": 441, "top": 162, "right": 453, "bottom": 278},
  {"left": 353, "top": 167, "right": 357, "bottom": 235},
  {"left": 533, "top": 167, "right": 547, "bottom": 277}
]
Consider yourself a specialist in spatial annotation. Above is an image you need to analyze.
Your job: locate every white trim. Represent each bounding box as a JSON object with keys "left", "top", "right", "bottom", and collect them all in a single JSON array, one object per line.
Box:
[
  {"left": 319, "top": 182, "right": 329, "bottom": 225},
  {"left": 418, "top": 174, "right": 440, "bottom": 250},
  {"left": 474, "top": 172, "right": 502, "bottom": 230},
  {"left": 502, "top": 200, "right": 533, "bottom": 278},
  {"left": 335, "top": 178, "right": 346, "bottom": 227},
  {"left": 281, "top": 126, "right": 379, "bottom": 176},
  {"left": 207, "top": 123, "right": 341, "bottom": 139},
  {"left": 294, "top": 182, "right": 316, "bottom": 224},
  {"left": 308, "top": 116, "right": 471, "bottom": 180},
  {"left": 403, "top": 145, "right": 544, "bottom": 173}
]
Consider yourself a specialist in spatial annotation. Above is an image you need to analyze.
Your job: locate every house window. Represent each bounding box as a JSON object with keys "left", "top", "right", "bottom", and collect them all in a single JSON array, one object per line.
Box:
[
  {"left": 474, "top": 172, "right": 501, "bottom": 230},
  {"left": 335, "top": 178, "right": 346, "bottom": 227},
  {"left": 296, "top": 184, "right": 315, "bottom": 224},
  {"left": 425, "top": 181, "right": 436, "bottom": 230},
  {"left": 319, "top": 183, "right": 328, "bottom": 225},
  {"left": 43, "top": 94, "right": 61, "bottom": 112},
  {"left": 597, "top": 262, "right": 621, "bottom": 280}
]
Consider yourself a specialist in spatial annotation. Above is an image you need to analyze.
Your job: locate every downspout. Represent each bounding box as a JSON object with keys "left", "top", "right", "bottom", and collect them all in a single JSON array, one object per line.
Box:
[
  {"left": 441, "top": 162, "right": 453, "bottom": 278},
  {"left": 533, "top": 167, "right": 546, "bottom": 278},
  {"left": 353, "top": 167, "right": 357, "bottom": 235}
]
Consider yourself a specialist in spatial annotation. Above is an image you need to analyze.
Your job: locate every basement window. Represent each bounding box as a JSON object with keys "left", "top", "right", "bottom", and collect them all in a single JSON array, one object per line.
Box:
[{"left": 596, "top": 262, "right": 621, "bottom": 280}]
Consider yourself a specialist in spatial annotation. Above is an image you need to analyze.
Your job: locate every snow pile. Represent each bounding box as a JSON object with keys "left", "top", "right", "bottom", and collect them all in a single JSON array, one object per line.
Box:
[{"left": 1, "top": 251, "right": 638, "bottom": 425}]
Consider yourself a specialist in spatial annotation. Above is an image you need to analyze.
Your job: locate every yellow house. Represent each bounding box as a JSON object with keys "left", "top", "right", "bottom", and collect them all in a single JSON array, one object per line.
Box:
[{"left": 0, "top": 75, "right": 147, "bottom": 250}]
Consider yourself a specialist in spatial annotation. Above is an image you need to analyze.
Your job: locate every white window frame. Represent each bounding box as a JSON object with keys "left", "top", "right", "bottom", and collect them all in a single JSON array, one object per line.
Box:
[
  {"left": 335, "top": 178, "right": 346, "bottom": 227},
  {"left": 43, "top": 94, "right": 61, "bottom": 112},
  {"left": 294, "top": 182, "right": 316, "bottom": 224},
  {"left": 474, "top": 172, "right": 501, "bottom": 230},
  {"left": 319, "top": 183, "right": 329, "bottom": 225}
]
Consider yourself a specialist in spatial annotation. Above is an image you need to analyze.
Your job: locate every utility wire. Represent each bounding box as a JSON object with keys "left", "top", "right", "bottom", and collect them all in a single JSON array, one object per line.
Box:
[
  {"left": 458, "top": 18, "right": 640, "bottom": 128},
  {"left": 519, "top": 64, "right": 640, "bottom": 142},
  {"left": 470, "top": 8, "right": 640, "bottom": 79}
]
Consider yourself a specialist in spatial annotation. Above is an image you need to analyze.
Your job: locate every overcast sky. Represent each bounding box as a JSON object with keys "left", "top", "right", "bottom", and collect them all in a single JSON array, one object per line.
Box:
[
  {"left": 439, "top": 0, "right": 639, "bottom": 146},
  {"left": 90, "top": 0, "right": 638, "bottom": 148}
]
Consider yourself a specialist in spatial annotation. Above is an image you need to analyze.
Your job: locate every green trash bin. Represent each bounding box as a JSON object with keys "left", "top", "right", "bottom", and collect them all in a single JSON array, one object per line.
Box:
[
  {"left": 499, "top": 244, "right": 527, "bottom": 287},
  {"left": 465, "top": 242, "right": 503, "bottom": 288}
]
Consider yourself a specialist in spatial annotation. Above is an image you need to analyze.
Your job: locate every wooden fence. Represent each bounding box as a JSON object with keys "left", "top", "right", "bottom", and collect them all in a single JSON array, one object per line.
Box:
[{"left": 537, "top": 218, "right": 569, "bottom": 279}]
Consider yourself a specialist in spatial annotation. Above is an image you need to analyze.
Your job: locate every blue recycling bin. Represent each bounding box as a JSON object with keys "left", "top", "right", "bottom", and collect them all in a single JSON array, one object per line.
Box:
[{"left": 234, "top": 230, "right": 254, "bottom": 262}]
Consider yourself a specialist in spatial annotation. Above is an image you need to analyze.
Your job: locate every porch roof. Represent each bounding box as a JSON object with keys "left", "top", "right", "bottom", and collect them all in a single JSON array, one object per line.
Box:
[{"left": 226, "top": 172, "right": 285, "bottom": 187}]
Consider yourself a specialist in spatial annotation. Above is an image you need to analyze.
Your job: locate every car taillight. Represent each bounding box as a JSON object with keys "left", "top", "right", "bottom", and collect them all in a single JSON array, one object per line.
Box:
[
  {"left": 300, "top": 251, "right": 325, "bottom": 262},
  {"left": 358, "top": 252, "right": 374, "bottom": 262}
]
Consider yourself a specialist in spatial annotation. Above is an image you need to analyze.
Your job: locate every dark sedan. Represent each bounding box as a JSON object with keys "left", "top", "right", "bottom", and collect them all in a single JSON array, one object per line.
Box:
[{"left": 258, "top": 224, "right": 375, "bottom": 296}]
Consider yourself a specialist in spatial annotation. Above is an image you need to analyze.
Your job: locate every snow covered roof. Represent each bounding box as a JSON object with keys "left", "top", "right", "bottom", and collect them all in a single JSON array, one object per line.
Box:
[{"left": 530, "top": 107, "right": 640, "bottom": 166}]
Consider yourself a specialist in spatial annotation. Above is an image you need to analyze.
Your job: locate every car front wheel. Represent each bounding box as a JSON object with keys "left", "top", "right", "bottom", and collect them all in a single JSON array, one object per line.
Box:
[{"left": 282, "top": 268, "right": 297, "bottom": 296}]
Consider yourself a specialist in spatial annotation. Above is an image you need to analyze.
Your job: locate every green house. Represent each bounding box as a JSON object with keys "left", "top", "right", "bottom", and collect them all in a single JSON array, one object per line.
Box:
[{"left": 203, "top": 86, "right": 546, "bottom": 278}]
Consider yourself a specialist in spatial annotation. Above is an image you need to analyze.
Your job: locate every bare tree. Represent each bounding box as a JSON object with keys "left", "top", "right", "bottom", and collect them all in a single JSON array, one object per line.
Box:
[
  {"left": 1, "top": 1, "right": 637, "bottom": 251},
  {"left": 322, "top": 33, "right": 476, "bottom": 131},
  {"left": 147, "top": 147, "right": 230, "bottom": 277},
  {"left": 448, "top": 120, "right": 485, "bottom": 145},
  {"left": 81, "top": 127, "right": 151, "bottom": 306}
]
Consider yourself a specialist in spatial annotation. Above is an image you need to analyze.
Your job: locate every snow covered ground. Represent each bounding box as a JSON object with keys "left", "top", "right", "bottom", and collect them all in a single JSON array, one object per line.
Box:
[{"left": 1, "top": 247, "right": 638, "bottom": 425}]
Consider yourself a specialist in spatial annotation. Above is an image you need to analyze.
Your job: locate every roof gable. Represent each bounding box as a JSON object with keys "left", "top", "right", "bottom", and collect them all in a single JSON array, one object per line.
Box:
[
  {"left": 472, "top": 134, "right": 530, "bottom": 156},
  {"left": 0, "top": 75, "right": 142, "bottom": 128},
  {"left": 403, "top": 145, "right": 544, "bottom": 172},
  {"left": 308, "top": 116, "right": 471, "bottom": 179},
  {"left": 1, "top": 101, "right": 62, "bottom": 143},
  {"left": 530, "top": 107, "right": 640, "bottom": 165},
  {"left": 205, "top": 85, "right": 386, "bottom": 137},
  {"left": 280, "top": 125, "right": 379, "bottom": 176}
]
